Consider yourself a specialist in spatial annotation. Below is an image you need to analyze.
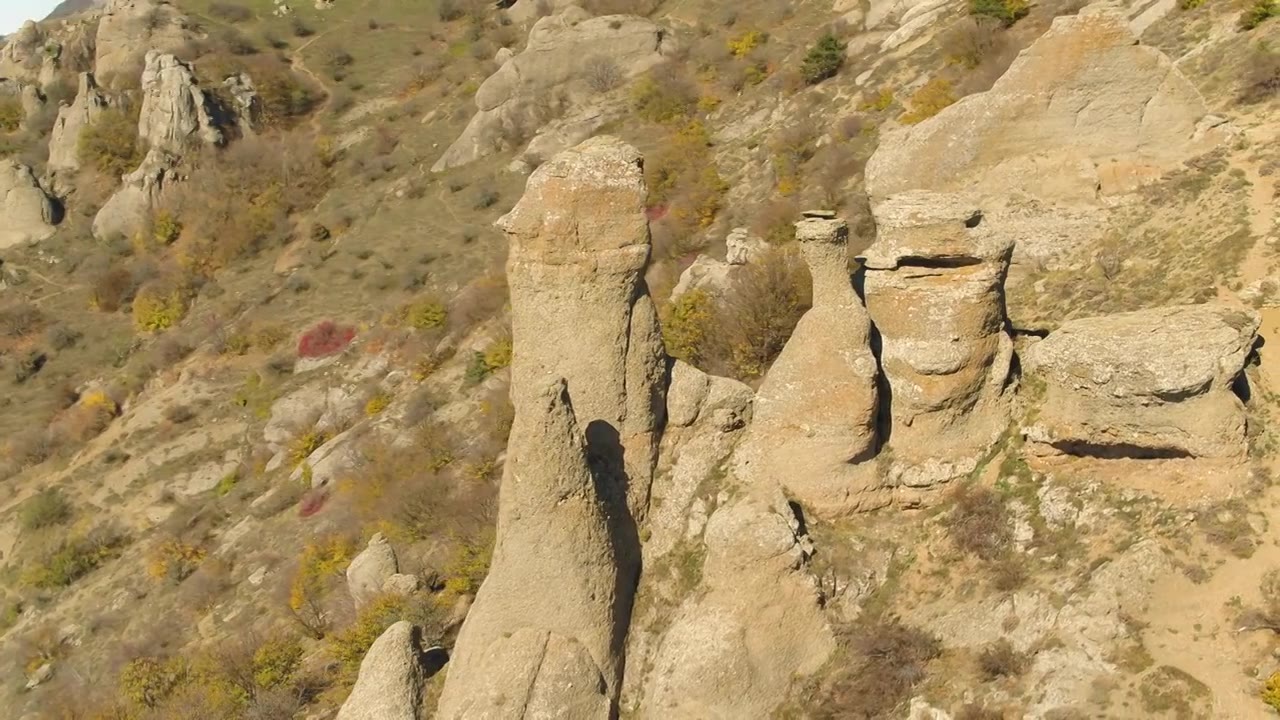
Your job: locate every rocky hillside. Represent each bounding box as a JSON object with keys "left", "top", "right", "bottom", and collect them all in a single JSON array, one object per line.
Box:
[{"left": 0, "top": 0, "right": 1278, "bottom": 717}]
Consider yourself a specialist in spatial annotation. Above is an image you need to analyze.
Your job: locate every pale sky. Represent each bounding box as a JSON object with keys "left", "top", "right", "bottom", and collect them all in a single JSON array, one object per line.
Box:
[{"left": 1, "top": 1, "right": 62, "bottom": 36}]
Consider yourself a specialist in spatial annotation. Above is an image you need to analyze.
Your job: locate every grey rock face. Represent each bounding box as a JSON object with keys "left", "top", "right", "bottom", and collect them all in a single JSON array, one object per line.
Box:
[
  {"left": 48, "top": 72, "right": 112, "bottom": 175},
  {"left": 137, "top": 51, "right": 223, "bottom": 154},
  {"left": 92, "top": 148, "right": 177, "bottom": 241},
  {"left": 433, "top": 11, "right": 674, "bottom": 171},
  {"left": 0, "top": 161, "right": 59, "bottom": 249}
]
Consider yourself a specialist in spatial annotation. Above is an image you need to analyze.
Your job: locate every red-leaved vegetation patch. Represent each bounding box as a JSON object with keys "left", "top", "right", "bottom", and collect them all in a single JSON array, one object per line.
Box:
[
  {"left": 297, "top": 320, "right": 356, "bottom": 358},
  {"left": 298, "top": 488, "right": 329, "bottom": 518}
]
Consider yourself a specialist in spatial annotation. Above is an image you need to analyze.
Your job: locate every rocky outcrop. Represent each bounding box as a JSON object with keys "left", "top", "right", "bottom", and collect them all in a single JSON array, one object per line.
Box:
[
  {"left": 346, "top": 533, "right": 398, "bottom": 611},
  {"left": 435, "top": 379, "right": 637, "bottom": 718},
  {"left": 222, "top": 73, "right": 260, "bottom": 134},
  {"left": 0, "top": 22, "right": 47, "bottom": 84},
  {"left": 92, "top": 149, "right": 176, "bottom": 241},
  {"left": 48, "top": 73, "right": 112, "bottom": 176},
  {"left": 432, "top": 10, "right": 674, "bottom": 171},
  {"left": 1022, "top": 304, "right": 1258, "bottom": 460},
  {"left": 0, "top": 161, "right": 60, "bottom": 249},
  {"left": 861, "top": 193, "right": 1013, "bottom": 499},
  {"left": 138, "top": 51, "right": 223, "bottom": 153},
  {"left": 671, "top": 228, "right": 767, "bottom": 299},
  {"left": 499, "top": 135, "right": 666, "bottom": 519},
  {"left": 864, "top": 8, "right": 1222, "bottom": 320},
  {"left": 637, "top": 488, "right": 835, "bottom": 717},
  {"left": 737, "top": 213, "right": 886, "bottom": 515},
  {"left": 335, "top": 621, "right": 429, "bottom": 720},
  {"left": 95, "top": 0, "right": 195, "bottom": 86}
]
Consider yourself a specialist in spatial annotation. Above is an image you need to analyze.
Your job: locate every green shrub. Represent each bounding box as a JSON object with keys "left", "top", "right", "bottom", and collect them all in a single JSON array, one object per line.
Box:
[
  {"left": 663, "top": 289, "right": 713, "bottom": 365},
  {"left": 403, "top": 299, "right": 447, "bottom": 330},
  {"left": 0, "top": 98, "right": 23, "bottom": 132},
  {"left": 900, "top": 78, "right": 956, "bottom": 124},
  {"left": 800, "top": 33, "right": 845, "bottom": 85},
  {"left": 1264, "top": 670, "right": 1280, "bottom": 711},
  {"left": 19, "top": 488, "right": 72, "bottom": 531},
  {"left": 22, "top": 526, "right": 129, "bottom": 589},
  {"left": 132, "top": 282, "right": 189, "bottom": 332},
  {"left": 632, "top": 64, "right": 699, "bottom": 123},
  {"left": 969, "top": 0, "right": 1029, "bottom": 26},
  {"left": 252, "top": 635, "right": 303, "bottom": 689},
  {"left": 120, "top": 656, "right": 189, "bottom": 708},
  {"left": 1241, "top": 0, "right": 1280, "bottom": 29},
  {"left": 78, "top": 108, "right": 144, "bottom": 178}
]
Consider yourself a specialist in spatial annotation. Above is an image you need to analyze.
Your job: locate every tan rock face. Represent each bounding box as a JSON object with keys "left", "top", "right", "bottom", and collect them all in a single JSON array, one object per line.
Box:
[
  {"left": 48, "top": 73, "right": 113, "bottom": 175},
  {"left": 738, "top": 215, "right": 887, "bottom": 515},
  {"left": 500, "top": 135, "right": 667, "bottom": 519},
  {"left": 864, "top": 8, "right": 1220, "bottom": 314},
  {"left": 0, "top": 161, "right": 59, "bottom": 249},
  {"left": 92, "top": 148, "right": 176, "bottom": 241},
  {"left": 861, "top": 192, "right": 1014, "bottom": 497},
  {"left": 432, "top": 11, "right": 674, "bottom": 171},
  {"left": 638, "top": 488, "right": 835, "bottom": 718},
  {"left": 137, "top": 51, "right": 223, "bottom": 154},
  {"left": 346, "top": 533, "right": 398, "bottom": 611},
  {"left": 95, "top": 0, "right": 195, "bottom": 86},
  {"left": 1022, "top": 304, "right": 1258, "bottom": 459},
  {"left": 0, "top": 22, "right": 46, "bottom": 83},
  {"left": 435, "top": 379, "right": 636, "bottom": 719},
  {"left": 335, "top": 622, "right": 429, "bottom": 720}
]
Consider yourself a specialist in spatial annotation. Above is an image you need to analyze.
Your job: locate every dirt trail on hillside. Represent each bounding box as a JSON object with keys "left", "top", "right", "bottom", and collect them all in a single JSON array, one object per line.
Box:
[{"left": 1141, "top": 306, "right": 1280, "bottom": 719}]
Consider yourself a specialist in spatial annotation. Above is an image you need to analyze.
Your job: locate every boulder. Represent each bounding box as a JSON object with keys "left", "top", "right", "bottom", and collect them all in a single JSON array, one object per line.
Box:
[
  {"left": 346, "top": 533, "right": 399, "bottom": 610},
  {"left": 861, "top": 192, "right": 1014, "bottom": 499},
  {"left": 95, "top": 0, "right": 196, "bottom": 86},
  {"left": 435, "top": 379, "right": 637, "bottom": 719},
  {"left": 0, "top": 161, "right": 59, "bottom": 249},
  {"left": 335, "top": 621, "right": 429, "bottom": 720},
  {"left": 92, "top": 148, "right": 177, "bottom": 241},
  {"left": 1022, "top": 304, "right": 1258, "bottom": 459},
  {"left": 433, "top": 11, "right": 674, "bottom": 171},
  {"left": 670, "top": 228, "right": 767, "bottom": 299},
  {"left": 137, "top": 51, "right": 223, "bottom": 154},
  {"left": 500, "top": 135, "right": 667, "bottom": 519},
  {"left": 48, "top": 72, "right": 113, "bottom": 176},
  {"left": 738, "top": 214, "right": 886, "bottom": 515},
  {"left": 864, "top": 8, "right": 1222, "bottom": 321}
]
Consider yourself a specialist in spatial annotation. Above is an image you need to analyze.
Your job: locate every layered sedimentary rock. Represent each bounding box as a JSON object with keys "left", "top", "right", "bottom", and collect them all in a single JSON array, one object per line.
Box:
[
  {"left": 861, "top": 192, "right": 1014, "bottom": 498},
  {"left": 499, "top": 135, "right": 667, "bottom": 519},
  {"left": 433, "top": 10, "right": 674, "bottom": 171},
  {"left": 336, "top": 622, "right": 429, "bottom": 720},
  {"left": 865, "top": 8, "right": 1221, "bottom": 322},
  {"left": 1022, "top": 304, "right": 1258, "bottom": 459},
  {"left": 138, "top": 51, "right": 223, "bottom": 153},
  {"left": 435, "top": 379, "right": 637, "bottom": 718},
  {"left": 95, "top": 0, "right": 195, "bottom": 85},
  {"left": 737, "top": 214, "right": 887, "bottom": 514},
  {"left": 48, "top": 73, "right": 113, "bottom": 176},
  {"left": 92, "top": 149, "right": 176, "bottom": 241},
  {"left": 0, "top": 161, "right": 60, "bottom": 249}
]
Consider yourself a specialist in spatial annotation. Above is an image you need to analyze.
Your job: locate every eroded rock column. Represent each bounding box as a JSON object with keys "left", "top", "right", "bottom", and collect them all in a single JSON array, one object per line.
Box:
[
  {"left": 436, "top": 379, "right": 636, "bottom": 718},
  {"left": 499, "top": 135, "right": 667, "bottom": 521},
  {"left": 736, "top": 212, "right": 886, "bottom": 515},
  {"left": 862, "top": 192, "right": 1014, "bottom": 501}
]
